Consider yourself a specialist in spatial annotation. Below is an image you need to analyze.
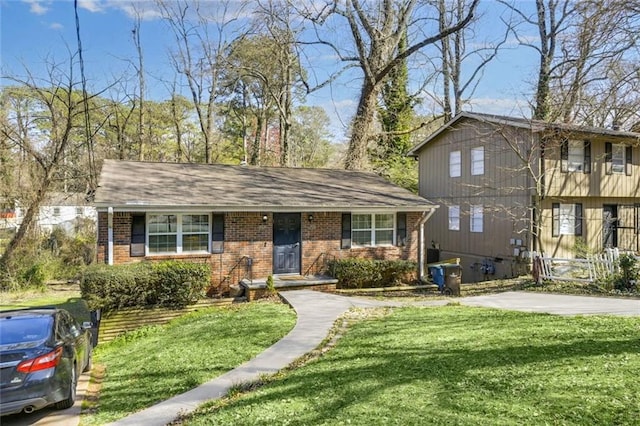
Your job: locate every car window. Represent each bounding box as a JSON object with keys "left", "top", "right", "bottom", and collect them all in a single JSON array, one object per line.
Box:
[
  {"left": 58, "top": 312, "right": 81, "bottom": 339},
  {"left": 0, "top": 316, "right": 52, "bottom": 345}
]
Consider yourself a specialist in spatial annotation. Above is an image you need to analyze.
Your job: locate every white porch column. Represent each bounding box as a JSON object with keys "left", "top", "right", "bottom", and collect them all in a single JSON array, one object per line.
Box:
[{"left": 418, "top": 209, "right": 436, "bottom": 281}]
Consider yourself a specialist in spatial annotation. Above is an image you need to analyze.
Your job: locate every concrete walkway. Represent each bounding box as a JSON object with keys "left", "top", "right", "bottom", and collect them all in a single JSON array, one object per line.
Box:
[{"left": 107, "top": 290, "right": 639, "bottom": 426}]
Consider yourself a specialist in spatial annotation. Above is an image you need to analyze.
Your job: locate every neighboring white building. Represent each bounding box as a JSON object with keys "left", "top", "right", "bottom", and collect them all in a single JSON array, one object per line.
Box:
[{"left": 12, "top": 192, "right": 97, "bottom": 235}]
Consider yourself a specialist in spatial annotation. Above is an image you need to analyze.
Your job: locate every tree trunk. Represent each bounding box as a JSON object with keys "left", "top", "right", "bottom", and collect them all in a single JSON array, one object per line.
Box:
[{"left": 345, "top": 81, "right": 379, "bottom": 170}]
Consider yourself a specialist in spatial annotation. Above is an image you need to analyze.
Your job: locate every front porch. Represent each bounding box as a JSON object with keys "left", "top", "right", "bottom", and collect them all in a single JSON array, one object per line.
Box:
[{"left": 240, "top": 275, "right": 338, "bottom": 301}]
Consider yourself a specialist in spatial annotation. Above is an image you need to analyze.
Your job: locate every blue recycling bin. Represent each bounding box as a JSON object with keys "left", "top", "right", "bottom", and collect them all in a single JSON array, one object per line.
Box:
[{"left": 429, "top": 265, "right": 445, "bottom": 291}]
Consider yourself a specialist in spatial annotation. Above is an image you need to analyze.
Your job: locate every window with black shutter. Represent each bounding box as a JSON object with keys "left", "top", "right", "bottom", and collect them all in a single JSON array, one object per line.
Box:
[
  {"left": 131, "top": 214, "right": 145, "bottom": 257},
  {"left": 341, "top": 213, "right": 351, "bottom": 249},
  {"left": 396, "top": 213, "right": 407, "bottom": 246},
  {"left": 211, "top": 213, "right": 224, "bottom": 253}
]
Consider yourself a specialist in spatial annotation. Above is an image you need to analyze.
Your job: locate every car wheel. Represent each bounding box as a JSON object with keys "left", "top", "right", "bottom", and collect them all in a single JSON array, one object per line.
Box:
[{"left": 54, "top": 364, "right": 77, "bottom": 410}]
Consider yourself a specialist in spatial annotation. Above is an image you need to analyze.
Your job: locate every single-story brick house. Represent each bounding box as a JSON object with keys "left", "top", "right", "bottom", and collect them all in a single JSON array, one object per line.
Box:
[{"left": 93, "top": 160, "right": 438, "bottom": 294}]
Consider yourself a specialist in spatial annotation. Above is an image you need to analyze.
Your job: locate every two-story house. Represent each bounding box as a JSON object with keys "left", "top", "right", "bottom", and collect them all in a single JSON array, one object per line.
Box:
[{"left": 408, "top": 112, "right": 640, "bottom": 282}]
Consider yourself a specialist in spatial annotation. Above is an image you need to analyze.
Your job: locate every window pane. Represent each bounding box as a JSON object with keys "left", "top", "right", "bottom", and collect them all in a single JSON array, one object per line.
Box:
[
  {"left": 449, "top": 206, "right": 460, "bottom": 231},
  {"left": 471, "top": 205, "right": 483, "bottom": 233},
  {"left": 375, "top": 230, "right": 393, "bottom": 245},
  {"left": 612, "top": 144, "right": 625, "bottom": 174},
  {"left": 183, "top": 234, "right": 208, "bottom": 251},
  {"left": 449, "top": 151, "right": 461, "bottom": 177},
  {"left": 352, "top": 214, "right": 371, "bottom": 230},
  {"left": 352, "top": 230, "right": 372, "bottom": 246},
  {"left": 559, "top": 204, "right": 575, "bottom": 235},
  {"left": 471, "top": 147, "right": 484, "bottom": 175},
  {"left": 183, "top": 214, "right": 209, "bottom": 233},
  {"left": 149, "top": 215, "right": 176, "bottom": 233},
  {"left": 375, "top": 214, "right": 394, "bottom": 229},
  {"left": 149, "top": 234, "right": 177, "bottom": 253},
  {"left": 568, "top": 140, "right": 584, "bottom": 172}
]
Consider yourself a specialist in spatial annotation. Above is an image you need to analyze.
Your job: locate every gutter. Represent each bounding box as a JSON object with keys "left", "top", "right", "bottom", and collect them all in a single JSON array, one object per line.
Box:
[{"left": 107, "top": 207, "right": 113, "bottom": 266}]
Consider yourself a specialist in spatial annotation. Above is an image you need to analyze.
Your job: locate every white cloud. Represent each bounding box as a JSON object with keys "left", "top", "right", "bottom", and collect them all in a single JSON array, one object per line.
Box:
[
  {"left": 467, "top": 97, "right": 531, "bottom": 117},
  {"left": 23, "top": 0, "right": 48, "bottom": 15},
  {"left": 115, "top": 2, "right": 163, "bottom": 21},
  {"left": 49, "top": 22, "right": 63, "bottom": 30},
  {"left": 78, "top": 0, "right": 104, "bottom": 13}
]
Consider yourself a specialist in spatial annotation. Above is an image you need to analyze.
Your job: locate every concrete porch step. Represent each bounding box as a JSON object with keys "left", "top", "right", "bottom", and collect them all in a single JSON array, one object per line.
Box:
[{"left": 240, "top": 275, "right": 338, "bottom": 301}]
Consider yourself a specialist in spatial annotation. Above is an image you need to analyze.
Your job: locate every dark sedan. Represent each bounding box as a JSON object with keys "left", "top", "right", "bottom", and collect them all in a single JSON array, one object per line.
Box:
[{"left": 0, "top": 308, "right": 93, "bottom": 416}]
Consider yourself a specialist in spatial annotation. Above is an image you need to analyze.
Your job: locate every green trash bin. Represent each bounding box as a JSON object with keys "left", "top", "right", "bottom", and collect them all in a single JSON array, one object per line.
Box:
[{"left": 442, "top": 264, "right": 462, "bottom": 296}]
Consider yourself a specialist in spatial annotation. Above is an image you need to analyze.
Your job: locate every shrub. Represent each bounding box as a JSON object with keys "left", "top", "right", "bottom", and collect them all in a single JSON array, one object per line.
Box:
[
  {"left": 328, "top": 258, "right": 417, "bottom": 289},
  {"left": 80, "top": 261, "right": 210, "bottom": 312}
]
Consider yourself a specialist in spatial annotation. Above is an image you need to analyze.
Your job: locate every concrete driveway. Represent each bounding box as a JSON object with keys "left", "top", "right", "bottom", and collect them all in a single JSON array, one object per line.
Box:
[{"left": 458, "top": 291, "right": 640, "bottom": 316}]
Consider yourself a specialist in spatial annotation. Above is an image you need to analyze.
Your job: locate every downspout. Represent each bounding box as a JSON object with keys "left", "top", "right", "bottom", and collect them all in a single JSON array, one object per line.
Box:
[
  {"left": 418, "top": 209, "right": 436, "bottom": 281},
  {"left": 107, "top": 207, "right": 113, "bottom": 266}
]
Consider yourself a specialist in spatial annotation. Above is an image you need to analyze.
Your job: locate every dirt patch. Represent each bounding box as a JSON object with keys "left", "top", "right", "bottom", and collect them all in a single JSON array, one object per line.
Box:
[{"left": 81, "top": 363, "right": 106, "bottom": 415}]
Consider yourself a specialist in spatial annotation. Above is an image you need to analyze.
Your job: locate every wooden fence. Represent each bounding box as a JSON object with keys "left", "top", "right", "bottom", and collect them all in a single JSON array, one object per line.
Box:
[{"left": 532, "top": 248, "right": 638, "bottom": 283}]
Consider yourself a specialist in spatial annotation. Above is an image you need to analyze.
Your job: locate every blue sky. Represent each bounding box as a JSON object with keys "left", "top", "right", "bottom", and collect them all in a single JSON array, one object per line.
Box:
[{"left": 1, "top": 0, "right": 538, "bottom": 140}]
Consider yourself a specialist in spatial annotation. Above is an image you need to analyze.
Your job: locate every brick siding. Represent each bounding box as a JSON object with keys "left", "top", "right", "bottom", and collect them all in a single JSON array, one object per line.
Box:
[{"left": 96, "top": 211, "right": 423, "bottom": 295}]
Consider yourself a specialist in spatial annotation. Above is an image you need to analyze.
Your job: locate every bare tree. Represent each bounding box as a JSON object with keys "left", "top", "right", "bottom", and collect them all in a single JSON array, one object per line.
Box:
[
  {"left": 504, "top": 0, "right": 639, "bottom": 124},
  {"left": 300, "top": 0, "right": 479, "bottom": 170},
  {"left": 0, "top": 56, "right": 99, "bottom": 269},
  {"left": 437, "top": 0, "right": 508, "bottom": 121},
  {"left": 158, "top": 0, "right": 247, "bottom": 163}
]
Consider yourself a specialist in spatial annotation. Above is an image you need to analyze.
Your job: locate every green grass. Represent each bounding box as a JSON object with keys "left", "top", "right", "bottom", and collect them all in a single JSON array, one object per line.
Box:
[
  {"left": 184, "top": 306, "right": 640, "bottom": 425},
  {"left": 81, "top": 301, "right": 296, "bottom": 425},
  {"left": 0, "top": 285, "right": 90, "bottom": 322}
]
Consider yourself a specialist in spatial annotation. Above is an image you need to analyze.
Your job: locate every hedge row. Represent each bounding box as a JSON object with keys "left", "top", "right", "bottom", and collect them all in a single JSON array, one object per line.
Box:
[
  {"left": 328, "top": 258, "right": 417, "bottom": 289},
  {"left": 80, "top": 261, "right": 211, "bottom": 313}
]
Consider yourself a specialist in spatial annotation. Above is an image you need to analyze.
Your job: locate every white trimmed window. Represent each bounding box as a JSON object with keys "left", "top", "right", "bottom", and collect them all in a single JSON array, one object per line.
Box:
[
  {"left": 448, "top": 206, "right": 460, "bottom": 231},
  {"left": 470, "top": 205, "right": 483, "bottom": 233},
  {"left": 352, "top": 213, "right": 395, "bottom": 246},
  {"left": 147, "top": 213, "right": 210, "bottom": 254},
  {"left": 449, "top": 151, "right": 461, "bottom": 177},
  {"left": 552, "top": 203, "right": 583, "bottom": 236},
  {"left": 471, "top": 147, "right": 484, "bottom": 175}
]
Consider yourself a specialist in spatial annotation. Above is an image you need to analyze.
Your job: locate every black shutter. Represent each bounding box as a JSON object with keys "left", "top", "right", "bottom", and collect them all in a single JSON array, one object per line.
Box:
[
  {"left": 552, "top": 203, "right": 560, "bottom": 237},
  {"left": 575, "top": 204, "right": 583, "bottom": 236},
  {"left": 560, "top": 139, "right": 568, "bottom": 172},
  {"left": 583, "top": 140, "right": 591, "bottom": 174},
  {"left": 341, "top": 213, "right": 351, "bottom": 249},
  {"left": 396, "top": 213, "right": 407, "bottom": 246},
  {"left": 211, "top": 213, "right": 224, "bottom": 253},
  {"left": 130, "top": 214, "right": 145, "bottom": 257},
  {"left": 605, "top": 142, "right": 613, "bottom": 175},
  {"left": 626, "top": 145, "right": 633, "bottom": 176}
]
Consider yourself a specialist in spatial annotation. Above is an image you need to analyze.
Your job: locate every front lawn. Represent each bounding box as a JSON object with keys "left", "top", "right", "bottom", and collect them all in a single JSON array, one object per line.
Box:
[
  {"left": 184, "top": 305, "right": 640, "bottom": 425},
  {"left": 81, "top": 301, "right": 296, "bottom": 425}
]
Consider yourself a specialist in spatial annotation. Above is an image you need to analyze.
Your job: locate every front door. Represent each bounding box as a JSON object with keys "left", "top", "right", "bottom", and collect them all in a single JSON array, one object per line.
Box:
[
  {"left": 273, "top": 213, "right": 301, "bottom": 274},
  {"left": 603, "top": 205, "right": 618, "bottom": 248}
]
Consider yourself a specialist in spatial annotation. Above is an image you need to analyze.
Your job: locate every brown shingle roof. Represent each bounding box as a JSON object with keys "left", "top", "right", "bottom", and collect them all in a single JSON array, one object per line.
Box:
[{"left": 94, "top": 160, "right": 435, "bottom": 212}]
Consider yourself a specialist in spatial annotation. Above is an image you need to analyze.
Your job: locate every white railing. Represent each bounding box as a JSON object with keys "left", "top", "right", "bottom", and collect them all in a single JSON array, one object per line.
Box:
[{"left": 532, "top": 248, "right": 634, "bottom": 283}]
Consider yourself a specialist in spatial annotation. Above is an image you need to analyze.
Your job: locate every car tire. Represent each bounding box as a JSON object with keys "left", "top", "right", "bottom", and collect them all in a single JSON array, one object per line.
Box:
[{"left": 54, "top": 364, "right": 77, "bottom": 410}]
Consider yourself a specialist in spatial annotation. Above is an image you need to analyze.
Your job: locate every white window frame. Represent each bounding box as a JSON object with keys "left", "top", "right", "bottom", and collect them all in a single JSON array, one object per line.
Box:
[
  {"left": 558, "top": 204, "right": 576, "bottom": 235},
  {"left": 568, "top": 140, "right": 584, "bottom": 172},
  {"left": 147, "top": 213, "right": 211, "bottom": 255},
  {"left": 449, "top": 151, "right": 461, "bottom": 177},
  {"left": 448, "top": 206, "right": 460, "bottom": 231},
  {"left": 471, "top": 147, "right": 484, "bottom": 176},
  {"left": 470, "top": 205, "right": 483, "bottom": 233},
  {"left": 611, "top": 143, "right": 625, "bottom": 174},
  {"left": 351, "top": 213, "right": 395, "bottom": 247}
]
